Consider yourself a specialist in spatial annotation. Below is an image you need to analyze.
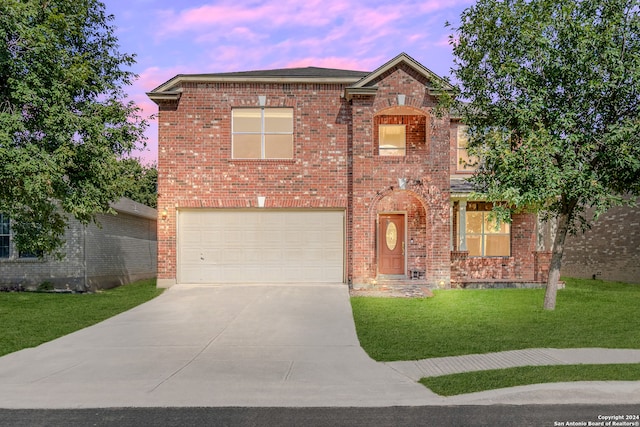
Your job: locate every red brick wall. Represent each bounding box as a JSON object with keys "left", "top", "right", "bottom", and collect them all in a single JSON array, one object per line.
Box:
[
  {"left": 450, "top": 211, "right": 541, "bottom": 284},
  {"left": 349, "top": 65, "right": 451, "bottom": 286},
  {"left": 561, "top": 203, "right": 640, "bottom": 283},
  {"left": 156, "top": 82, "right": 351, "bottom": 281},
  {"left": 155, "top": 61, "right": 546, "bottom": 287}
]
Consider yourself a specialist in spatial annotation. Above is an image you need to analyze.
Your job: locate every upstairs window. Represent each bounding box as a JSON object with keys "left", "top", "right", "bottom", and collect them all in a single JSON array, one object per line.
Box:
[
  {"left": 466, "top": 210, "right": 511, "bottom": 257},
  {"left": 379, "top": 124, "right": 406, "bottom": 156},
  {"left": 0, "top": 214, "right": 9, "bottom": 258},
  {"left": 457, "top": 125, "right": 478, "bottom": 171},
  {"left": 232, "top": 108, "right": 293, "bottom": 159}
]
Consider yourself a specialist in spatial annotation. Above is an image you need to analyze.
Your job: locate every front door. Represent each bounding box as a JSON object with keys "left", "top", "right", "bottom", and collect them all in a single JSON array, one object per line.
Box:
[{"left": 378, "top": 214, "right": 405, "bottom": 275}]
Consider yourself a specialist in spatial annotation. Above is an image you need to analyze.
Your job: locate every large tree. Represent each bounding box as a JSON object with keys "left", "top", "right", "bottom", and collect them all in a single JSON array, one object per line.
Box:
[
  {"left": 0, "top": 0, "right": 147, "bottom": 257},
  {"left": 121, "top": 159, "right": 158, "bottom": 209},
  {"left": 448, "top": 0, "right": 640, "bottom": 309}
]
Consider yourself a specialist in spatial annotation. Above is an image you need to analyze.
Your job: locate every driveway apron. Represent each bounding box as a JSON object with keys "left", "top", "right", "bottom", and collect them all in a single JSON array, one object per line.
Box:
[{"left": 0, "top": 284, "right": 437, "bottom": 408}]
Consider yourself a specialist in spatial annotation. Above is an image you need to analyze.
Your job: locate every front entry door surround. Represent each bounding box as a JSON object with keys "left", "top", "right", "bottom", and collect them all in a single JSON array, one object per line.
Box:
[{"left": 378, "top": 213, "right": 405, "bottom": 275}]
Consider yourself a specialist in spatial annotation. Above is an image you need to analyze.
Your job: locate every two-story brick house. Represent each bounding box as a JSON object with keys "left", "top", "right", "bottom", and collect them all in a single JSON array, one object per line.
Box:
[{"left": 148, "top": 53, "right": 551, "bottom": 288}]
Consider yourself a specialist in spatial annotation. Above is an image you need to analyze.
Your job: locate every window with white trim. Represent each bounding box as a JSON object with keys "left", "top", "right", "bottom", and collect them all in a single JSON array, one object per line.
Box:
[
  {"left": 466, "top": 210, "right": 511, "bottom": 257},
  {"left": 232, "top": 108, "right": 293, "bottom": 159},
  {"left": 0, "top": 214, "right": 9, "bottom": 258},
  {"left": 378, "top": 124, "right": 406, "bottom": 156}
]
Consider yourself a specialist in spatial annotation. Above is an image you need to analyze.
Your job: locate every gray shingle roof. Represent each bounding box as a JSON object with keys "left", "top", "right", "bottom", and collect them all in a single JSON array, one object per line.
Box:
[
  {"left": 184, "top": 67, "right": 370, "bottom": 80},
  {"left": 148, "top": 66, "right": 371, "bottom": 95},
  {"left": 450, "top": 178, "right": 477, "bottom": 194}
]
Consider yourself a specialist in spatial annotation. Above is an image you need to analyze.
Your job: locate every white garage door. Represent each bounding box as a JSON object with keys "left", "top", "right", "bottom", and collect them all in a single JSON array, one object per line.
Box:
[{"left": 178, "top": 210, "right": 344, "bottom": 283}]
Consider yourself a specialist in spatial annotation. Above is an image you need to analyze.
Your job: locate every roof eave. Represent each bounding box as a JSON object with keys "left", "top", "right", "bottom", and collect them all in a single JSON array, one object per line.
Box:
[
  {"left": 110, "top": 198, "right": 157, "bottom": 220},
  {"left": 146, "top": 90, "right": 182, "bottom": 105},
  {"left": 343, "top": 86, "right": 378, "bottom": 100},
  {"left": 150, "top": 75, "right": 364, "bottom": 94}
]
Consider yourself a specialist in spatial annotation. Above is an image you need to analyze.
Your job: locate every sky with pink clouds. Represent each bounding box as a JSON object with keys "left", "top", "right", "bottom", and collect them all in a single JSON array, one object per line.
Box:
[{"left": 105, "top": 0, "right": 473, "bottom": 164}]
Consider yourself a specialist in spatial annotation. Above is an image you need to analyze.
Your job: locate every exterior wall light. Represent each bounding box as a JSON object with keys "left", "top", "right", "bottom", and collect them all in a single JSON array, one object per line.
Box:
[{"left": 161, "top": 208, "right": 168, "bottom": 220}]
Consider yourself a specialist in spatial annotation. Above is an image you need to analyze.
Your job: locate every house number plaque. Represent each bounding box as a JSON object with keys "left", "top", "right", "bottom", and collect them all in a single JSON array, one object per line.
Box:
[{"left": 385, "top": 221, "right": 398, "bottom": 251}]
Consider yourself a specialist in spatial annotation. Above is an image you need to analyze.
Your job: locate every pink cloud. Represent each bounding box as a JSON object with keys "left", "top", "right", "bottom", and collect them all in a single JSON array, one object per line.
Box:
[
  {"left": 125, "top": 65, "right": 205, "bottom": 164},
  {"left": 354, "top": 8, "right": 403, "bottom": 31},
  {"left": 418, "top": 0, "right": 474, "bottom": 13},
  {"left": 155, "top": 0, "right": 446, "bottom": 40},
  {"left": 136, "top": 65, "right": 200, "bottom": 91},
  {"left": 435, "top": 34, "right": 456, "bottom": 48},
  {"left": 156, "top": 0, "right": 338, "bottom": 36},
  {"left": 126, "top": 0, "right": 470, "bottom": 164},
  {"left": 134, "top": 67, "right": 169, "bottom": 92}
]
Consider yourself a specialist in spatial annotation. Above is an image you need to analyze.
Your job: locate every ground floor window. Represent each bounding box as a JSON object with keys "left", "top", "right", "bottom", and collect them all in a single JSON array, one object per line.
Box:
[
  {"left": 0, "top": 214, "right": 42, "bottom": 259},
  {"left": 465, "top": 203, "right": 511, "bottom": 257},
  {"left": 0, "top": 214, "right": 9, "bottom": 258}
]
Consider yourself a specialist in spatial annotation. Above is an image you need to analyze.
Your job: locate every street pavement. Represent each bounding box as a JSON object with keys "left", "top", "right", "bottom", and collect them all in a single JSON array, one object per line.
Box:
[{"left": 0, "top": 283, "right": 638, "bottom": 409}]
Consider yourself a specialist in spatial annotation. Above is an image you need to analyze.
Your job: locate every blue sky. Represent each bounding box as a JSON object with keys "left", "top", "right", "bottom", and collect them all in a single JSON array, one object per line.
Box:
[{"left": 105, "top": 0, "right": 473, "bottom": 163}]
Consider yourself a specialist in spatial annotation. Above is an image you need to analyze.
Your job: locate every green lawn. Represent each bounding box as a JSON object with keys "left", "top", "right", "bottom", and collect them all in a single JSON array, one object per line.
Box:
[
  {"left": 352, "top": 278, "right": 640, "bottom": 395},
  {"left": 0, "top": 279, "right": 163, "bottom": 357},
  {"left": 351, "top": 278, "right": 640, "bottom": 361},
  {"left": 420, "top": 364, "right": 640, "bottom": 396}
]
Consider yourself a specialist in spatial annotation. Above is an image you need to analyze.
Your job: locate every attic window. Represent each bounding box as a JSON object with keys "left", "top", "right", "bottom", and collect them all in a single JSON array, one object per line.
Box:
[
  {"left": 378, "top": 124, "right": 406, "bottom": 156},
  {"left": 232, "top": 108, "right": 293, "bottom": 159}
]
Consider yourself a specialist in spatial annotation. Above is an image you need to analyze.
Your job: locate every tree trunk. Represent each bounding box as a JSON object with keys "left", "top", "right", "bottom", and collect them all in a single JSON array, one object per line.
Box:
[{"left": 543, "top": 211, "right": 571, "bottom": 310}]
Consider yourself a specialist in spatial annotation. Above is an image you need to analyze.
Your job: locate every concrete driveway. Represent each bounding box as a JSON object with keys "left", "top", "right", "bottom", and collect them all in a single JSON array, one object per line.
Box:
[{"left": 0, "top": 284, "right": 438, "bottom": 408}]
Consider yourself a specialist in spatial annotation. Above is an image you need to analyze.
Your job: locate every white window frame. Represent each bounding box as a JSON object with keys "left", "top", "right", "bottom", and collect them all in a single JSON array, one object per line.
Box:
[
  {"left": 232, "top": 107, "right": 293, "bottom": 159},
  {"left": 465, "top": 210, "right": 511, "bottom": 257}
]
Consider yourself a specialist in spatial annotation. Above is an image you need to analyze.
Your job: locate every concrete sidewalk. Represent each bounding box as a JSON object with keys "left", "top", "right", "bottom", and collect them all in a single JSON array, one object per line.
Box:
[
  {"left": 0, "top": 283, "right": 638, "bottom": 408},
  {"left": 386, "top": 348, "right": 640, "bottom": 379},
  {"left": 386, "top": 348, "right": 640, "bottom": 405}
]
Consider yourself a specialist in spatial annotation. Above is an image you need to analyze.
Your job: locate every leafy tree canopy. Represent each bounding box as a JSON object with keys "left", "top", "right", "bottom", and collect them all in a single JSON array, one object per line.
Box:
[
  {"left": 121, "top": 159, "right": 157, "bottom": 209},
  {"left": 0, "top": 0, "right": 148, "bottom": 257},
  {"left": 448, "top": 0, "right": 640, "bottom": 308}
]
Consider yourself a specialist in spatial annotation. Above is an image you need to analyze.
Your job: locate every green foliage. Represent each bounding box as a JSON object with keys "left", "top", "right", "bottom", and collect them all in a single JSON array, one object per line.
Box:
[
  {"left": 449, "top": 0, "right": 640, "bottom": 228},
  {"left": 447, "top": 0, "right": 640, "bottom": 309},
  {"left": 0, "top": 279, "right": 163, "bottom": 357},
  {"left": 36, "top": 281, "right": 53, "bottom": 292},
  {"left": 121, "top": 158, "right": 158, "bottom": 208},
  {"left": 350, "top": 278, "right": 640, "bottom": 361},
  {"left": 0, "top": 0, "right": 148, "bottom": 256},
  {"left": 421, "top": 364, "right": 640, "bottom": 396}
]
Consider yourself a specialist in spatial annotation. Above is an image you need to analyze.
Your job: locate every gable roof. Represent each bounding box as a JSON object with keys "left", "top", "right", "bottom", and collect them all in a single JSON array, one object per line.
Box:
[
  {"left": 344, "top": 52, "right": 454, "bottom": 100},
  {"left": 147, "top": 53, "right": 453, "bottom": 104}
]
